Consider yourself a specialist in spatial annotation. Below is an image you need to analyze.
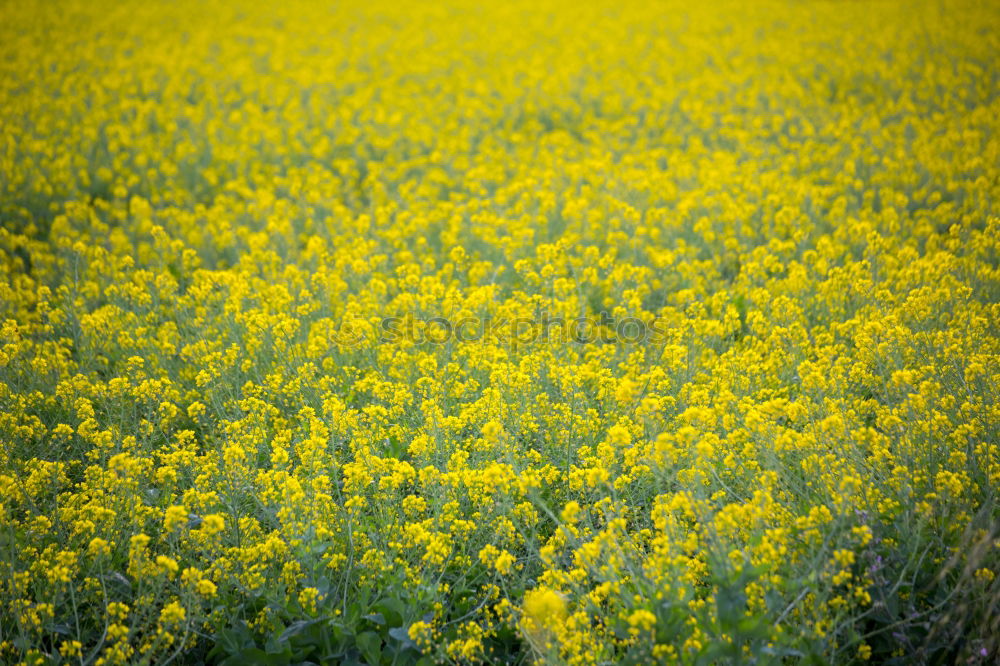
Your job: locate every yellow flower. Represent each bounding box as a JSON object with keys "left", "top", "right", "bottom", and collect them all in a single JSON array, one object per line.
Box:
[
  {"left": 408, "top": 620, "right": 434, "bottom": 649},
  {"left": 481, "top": 420, "right": 504, "bottom": 444},
  {"left": 159, "top": 601, "right": 186, "bottom": 626},
  {"left": 522, "top": 586, "right": 566, "bottom": 630},
  {"left": 155, "top": 556, "right": 179, "bottom": 578},
  {"left": 494, "top": 550, "right": 516, "bottom": 575},
  {"left": 59, "top": 640, "right": 83, "bottom": 658},
  {"left": 560, "top": 500, "right": 581, "bottom": 524},
  {"left": 164, "top": 505, "right": 188, "bottom": 532},
  {"left": 200, "top": 514, "right": 225, "bottom": 536},
  {"left": 607, "top": 424, "right": 631, "bottom": 447},
  {"left": 1, "top": 0, "right": 998, "bottom": 662},
  {"left": 196, "top": 579, "right": 218, "bottom": 598},
  {"left": 88, "top": 537, "right": 111, "bottom": 558},
  {"left": 626, "top": 609, "right": 657, "bottom": 632},
  {"left": 974, "top": 568, "right": 995, "bottom": 583}
]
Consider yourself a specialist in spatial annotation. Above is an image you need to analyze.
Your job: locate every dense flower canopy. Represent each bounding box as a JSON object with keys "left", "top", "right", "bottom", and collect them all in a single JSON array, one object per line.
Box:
[{"left": 1, "top": 0, "right": 999, "bottom": 664}]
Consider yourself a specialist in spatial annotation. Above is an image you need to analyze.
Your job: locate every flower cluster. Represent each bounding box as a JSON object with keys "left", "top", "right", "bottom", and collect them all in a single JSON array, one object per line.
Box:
[{"left": 1, "top": 0, "right": 999, "bottom": 664}]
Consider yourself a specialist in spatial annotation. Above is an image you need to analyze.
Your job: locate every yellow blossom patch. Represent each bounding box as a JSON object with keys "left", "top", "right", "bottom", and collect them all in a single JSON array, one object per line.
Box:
[{"left": 1, "top": 0, "right": 999, "bottom": 663}]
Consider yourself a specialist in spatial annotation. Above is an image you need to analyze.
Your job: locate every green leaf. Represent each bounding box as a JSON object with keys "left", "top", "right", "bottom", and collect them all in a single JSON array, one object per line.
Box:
[
  {"left": 715, "top": 583, "right": 747, "bottom": 628},
  {"left": 221, "top": 647, "right": 289, "bottom": 666},
  {"left": 373, "top": 598, "right": 406, "bottom": 627},
  {"left": 209, "top": 621, "right": 256, "bottom": 662},
  {"left": 279, "top": 619, "right": 313, "bottom": 642},
  {"left": 355, "top": 631, "right": 382, "bottom": 665},
  {"left": 388, "top": 626, "right": 418, "bottom": 651}
]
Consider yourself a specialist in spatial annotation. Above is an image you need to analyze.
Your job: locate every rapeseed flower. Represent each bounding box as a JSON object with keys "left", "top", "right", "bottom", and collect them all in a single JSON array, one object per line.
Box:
[{"left": 1, "top": 0, "right": 998, "bottom": 663}]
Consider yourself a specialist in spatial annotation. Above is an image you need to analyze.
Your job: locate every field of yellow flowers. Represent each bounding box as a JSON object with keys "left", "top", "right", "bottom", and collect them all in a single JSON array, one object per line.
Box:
[{"left": 2, "top": 0, "right": 999, "bottom": 664}]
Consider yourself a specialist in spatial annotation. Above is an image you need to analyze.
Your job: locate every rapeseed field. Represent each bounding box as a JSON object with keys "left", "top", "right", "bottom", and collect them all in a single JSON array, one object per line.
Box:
[{"left": 1, "top": 0, "right": 999, "bottom": 663}]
